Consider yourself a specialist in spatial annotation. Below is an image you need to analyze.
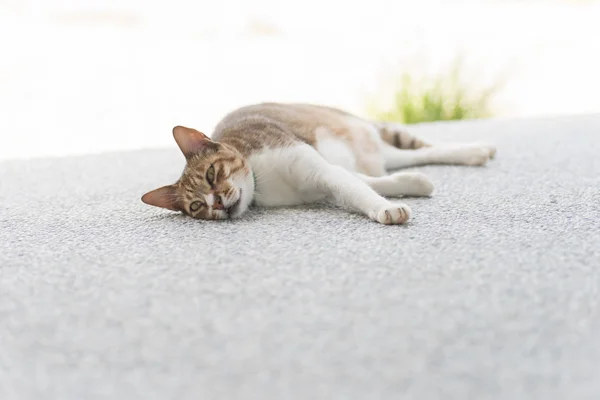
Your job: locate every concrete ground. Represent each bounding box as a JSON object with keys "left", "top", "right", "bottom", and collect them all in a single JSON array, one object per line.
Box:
[{"left": 1, "top": 115, "right": 599, "bottom": 399}]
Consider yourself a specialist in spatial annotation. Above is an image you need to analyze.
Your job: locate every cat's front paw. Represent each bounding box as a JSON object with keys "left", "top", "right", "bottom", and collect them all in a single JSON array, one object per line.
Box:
[{"left": 369, "top": 203, "right": 411, "bottom": 225}]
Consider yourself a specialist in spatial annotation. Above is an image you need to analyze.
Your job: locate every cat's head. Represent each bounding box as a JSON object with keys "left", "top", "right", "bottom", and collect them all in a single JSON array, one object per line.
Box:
[{"left": 141, "top": 126, "right": 254, "bottom": 220}]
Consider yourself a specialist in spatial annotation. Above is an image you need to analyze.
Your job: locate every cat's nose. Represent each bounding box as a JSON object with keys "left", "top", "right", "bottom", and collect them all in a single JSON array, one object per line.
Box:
[{"left": 213, "top": 194, "right": 225, "bottom": 210}]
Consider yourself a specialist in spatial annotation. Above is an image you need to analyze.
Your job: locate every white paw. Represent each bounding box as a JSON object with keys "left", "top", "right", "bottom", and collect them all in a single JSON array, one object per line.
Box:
[
  {"left": 369, "top": 202, "right": 412, "bottom": 225},
  {"left": 390, "top": 172, "right": 435, "bottom": 197},
  {"left": 452, "top": 146, "right": 492, "bottom": 166},
  {"left": 443, "top": 142, "right": 497, "bottom": 166},
  {"left": 464, "top": 143, "right": 497, "bottom": 164},
  {"left": 466, "top": 148, "right": 490, "bottom": 166}
]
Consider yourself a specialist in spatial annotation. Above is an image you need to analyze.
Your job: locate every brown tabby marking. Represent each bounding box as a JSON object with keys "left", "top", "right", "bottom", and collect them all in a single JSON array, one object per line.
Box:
[
  {"left": 179, "top": 149, "right": 247, "bottom": 219},
  {"left": 213, "top": 103, "right": 429, "bottom": 155},
  {"left": 377, "top": 123, "right": 430, "bottom": 150},
  {"left": 141, "top": 126, "right": 250, "bottom": 219}
]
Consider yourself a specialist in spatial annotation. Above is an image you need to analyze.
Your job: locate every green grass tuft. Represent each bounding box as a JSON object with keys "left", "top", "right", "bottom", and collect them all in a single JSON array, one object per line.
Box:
[{"left": 369, "top": 60, "right": 501, "bottom": 124}]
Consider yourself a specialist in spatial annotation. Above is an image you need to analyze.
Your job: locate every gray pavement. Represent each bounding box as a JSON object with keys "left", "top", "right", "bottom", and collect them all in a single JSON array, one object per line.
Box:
[{"left": 1, "top": 115, "right": 599, "bottom": 399}]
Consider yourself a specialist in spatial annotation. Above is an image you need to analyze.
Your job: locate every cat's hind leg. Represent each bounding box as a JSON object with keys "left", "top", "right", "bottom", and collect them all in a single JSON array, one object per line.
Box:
[
  {"left": 375, "top": 121, "right": 496, "bottom": 169},
  {"left": 382, "top": 143, "right": 496, "bottom": 170},
  {"left": 358, "top": 172, "right": 435, "bottom": 197}
]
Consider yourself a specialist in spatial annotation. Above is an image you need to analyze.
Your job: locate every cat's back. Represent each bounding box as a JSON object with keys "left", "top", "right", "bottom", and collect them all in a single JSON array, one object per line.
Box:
[{"left": 211, "top": 102, "right": 359, "bottom": 155}]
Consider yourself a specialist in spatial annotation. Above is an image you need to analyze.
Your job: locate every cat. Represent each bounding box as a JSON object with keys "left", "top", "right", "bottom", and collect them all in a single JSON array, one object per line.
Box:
[{"left": 141, "top": 102, "right": 496, "bottom": 225}]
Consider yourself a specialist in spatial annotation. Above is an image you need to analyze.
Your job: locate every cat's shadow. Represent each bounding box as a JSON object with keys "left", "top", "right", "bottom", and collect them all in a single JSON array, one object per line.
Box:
[
  {"left": 142, "top": 204, "right": 330, "bottom": 225},
  {"left": 143, "top": 198, "right": 425, "bottom": 228}
]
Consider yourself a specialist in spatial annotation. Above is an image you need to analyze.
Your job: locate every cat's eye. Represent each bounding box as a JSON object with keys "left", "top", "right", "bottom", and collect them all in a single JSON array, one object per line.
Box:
[
  {"left": 206, "top": 165, "right": 215, "bottom": 185},
  {"left": 190, "top": 201, "right": 202, "bottom": 212}
]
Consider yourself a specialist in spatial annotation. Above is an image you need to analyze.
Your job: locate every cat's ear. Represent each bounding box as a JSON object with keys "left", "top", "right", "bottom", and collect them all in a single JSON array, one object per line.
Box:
[
  {"left": 141, "top": 184, "right": 180, "bottom": 211},
  {"left": 172, "top": 125, "right": 215, "bottom": 158}
]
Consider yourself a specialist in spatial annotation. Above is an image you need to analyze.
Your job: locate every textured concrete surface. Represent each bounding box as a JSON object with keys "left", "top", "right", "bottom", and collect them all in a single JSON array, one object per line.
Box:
[{"left": 1, "top": 115, "right": 599, "bottom": 399}]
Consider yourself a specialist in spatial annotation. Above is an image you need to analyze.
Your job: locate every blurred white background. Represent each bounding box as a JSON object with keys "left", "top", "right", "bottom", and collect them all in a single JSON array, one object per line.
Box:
[{"left": 1, "top": 0, "right": 599, "bottom": 160}]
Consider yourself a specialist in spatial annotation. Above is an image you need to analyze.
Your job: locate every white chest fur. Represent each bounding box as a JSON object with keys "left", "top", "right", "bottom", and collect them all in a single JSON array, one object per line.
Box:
[{"left": 249, "top": 145, "right": 331, "bottom": 207}]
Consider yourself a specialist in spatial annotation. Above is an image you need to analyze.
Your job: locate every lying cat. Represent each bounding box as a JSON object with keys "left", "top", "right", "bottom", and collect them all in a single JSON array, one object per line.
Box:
[{"left": 142, "top": 103, "right": 496, "bottom": 225}]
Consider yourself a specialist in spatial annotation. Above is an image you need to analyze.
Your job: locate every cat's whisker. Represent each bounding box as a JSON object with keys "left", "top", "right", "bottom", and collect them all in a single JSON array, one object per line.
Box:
[
  {"left": 253, "top": 169, "right": 271, "bottom": 180},
  {"left": 253, "top": 167, "right": 277, "bottom": 182},
  {"left": 254, "top": 176, "right": 276, "bottom": 186}
]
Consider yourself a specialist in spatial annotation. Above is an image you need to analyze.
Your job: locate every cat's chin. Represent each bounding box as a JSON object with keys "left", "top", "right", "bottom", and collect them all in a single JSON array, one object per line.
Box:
[
  {"left": 228, "top": 169, "right": 255, "bottom": 219},
  {"left": 229, "top": 190, "right": 252, "bottom": 219}
]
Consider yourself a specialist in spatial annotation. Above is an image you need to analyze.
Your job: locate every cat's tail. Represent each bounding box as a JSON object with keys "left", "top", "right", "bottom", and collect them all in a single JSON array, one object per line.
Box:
[{"left": 374, "top": 121, "right": 431, "bottom": 150}]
